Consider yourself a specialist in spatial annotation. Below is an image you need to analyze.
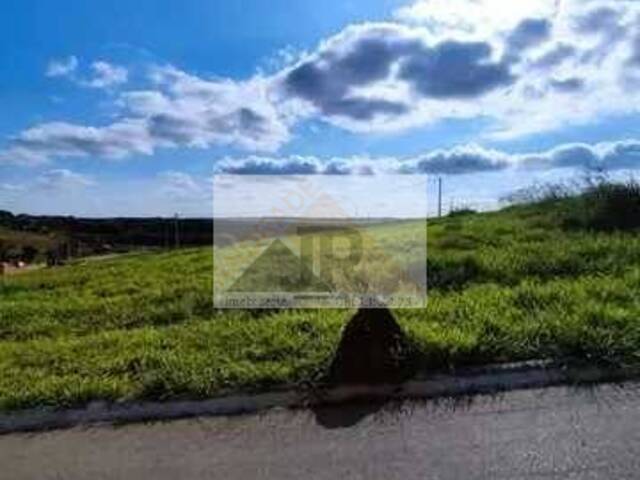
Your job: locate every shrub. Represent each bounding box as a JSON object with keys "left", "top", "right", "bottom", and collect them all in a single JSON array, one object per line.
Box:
[
  {"left": 504, "top": 175, "right": 640, "bottom": 233},
  {"left": 448, "top": 207, "right": 477, "bottom": 218},
  {"left": 565, "top": 180, "right": 640, "bottom": 232},
  {"left": 501, "top": 179, "right": 578, "bottom": 206}
]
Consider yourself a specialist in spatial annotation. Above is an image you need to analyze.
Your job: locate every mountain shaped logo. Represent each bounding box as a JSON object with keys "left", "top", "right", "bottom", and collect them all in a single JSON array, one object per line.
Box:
[{"left": 228, "top": 238, "right": 333, "bottom": 293}]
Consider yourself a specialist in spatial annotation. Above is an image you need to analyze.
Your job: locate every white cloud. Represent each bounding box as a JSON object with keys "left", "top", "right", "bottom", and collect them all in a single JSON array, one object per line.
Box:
[
  {"left": 126, "top": 65, "right": 290, "bottom": 152},
  {"left": 0, "top": 120, "right": 153, "bottom": 165},
  {"left": 274, "top": 22, "right": 516, "bottom": 133},
  {"left": 393, "top": 0, "right": 557, "bottom": 39},
  {"left": 82, "top": 61, "right": 129, "bottom": 89},
  {"left": 8, "top": 1, "right": 640, "bottom": 167},
  {"left": 0, "top": 63, "right": 290, "bottom": 165},
  {"left": 216, "top": 154, "right": 384, "bottom": 176},
  {"left": 5, "top": 138, "right": 639, "bottom": 217},
  {"left": 46, "top": 56, "right": 78, "bottom": 78},
  {"left": 386, "top": 0, "right": 640, "bottom": 137},
  {"left": 274, "top": 1, "right": 640, "bottom": 137},
  {"left": 35, "top": 169, "right": 95, "bottom": 191},
  {"left": 259, "top": 45, "right": 305, "bottom": 74},
  {"left": 46, "top": 57, "right": 128, "bottom": 89},
  {"left": 217, "top": 138, "right": 640, "bottom": 176}
]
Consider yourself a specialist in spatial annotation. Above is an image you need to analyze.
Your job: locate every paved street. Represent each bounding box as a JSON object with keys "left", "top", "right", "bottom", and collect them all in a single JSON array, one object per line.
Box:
[{"left": 2, "top": 382, "right": 640, "bottom": 479}]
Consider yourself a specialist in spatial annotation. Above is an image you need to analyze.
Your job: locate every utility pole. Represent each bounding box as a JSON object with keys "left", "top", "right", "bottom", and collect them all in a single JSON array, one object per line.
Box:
[
  {"left": 174, "top": 213, "right": 180, "bottom": 249},
  {"left": 437, "top": 177, "right": 443, "bottom": 218},
  {"left": 164, "top": 217, "right": 169, "bottom": 250}
]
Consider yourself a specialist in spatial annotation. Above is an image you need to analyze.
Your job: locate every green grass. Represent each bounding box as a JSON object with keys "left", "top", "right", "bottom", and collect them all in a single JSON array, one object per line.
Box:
[{"left": 2, "top": 198, "right": 640, "bottom": 411}]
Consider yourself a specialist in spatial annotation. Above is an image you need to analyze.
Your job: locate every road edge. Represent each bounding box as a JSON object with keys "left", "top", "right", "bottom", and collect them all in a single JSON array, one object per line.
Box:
[{"left": 1, "top": 360, "right": 638, "bottom": 434}]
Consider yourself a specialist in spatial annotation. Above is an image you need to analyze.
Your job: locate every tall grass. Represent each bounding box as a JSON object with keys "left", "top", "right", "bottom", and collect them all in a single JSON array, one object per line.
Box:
[
  {"left": 504, "top": 175, "right": 640, "bottom": 232},
  {"left": 2, "top": 186, "right": 640, "bottom": 411}
]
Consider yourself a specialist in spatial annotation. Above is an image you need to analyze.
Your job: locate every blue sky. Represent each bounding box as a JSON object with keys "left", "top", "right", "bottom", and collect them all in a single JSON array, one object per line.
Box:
[{"left": 1, "top": 0, "right": 640, "bottom": 217}]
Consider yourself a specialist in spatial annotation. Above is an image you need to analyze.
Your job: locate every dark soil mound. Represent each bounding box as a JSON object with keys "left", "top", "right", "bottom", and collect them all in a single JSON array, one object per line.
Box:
[{"left": 328, "top": 307, "right": 417, "bottom": 385}]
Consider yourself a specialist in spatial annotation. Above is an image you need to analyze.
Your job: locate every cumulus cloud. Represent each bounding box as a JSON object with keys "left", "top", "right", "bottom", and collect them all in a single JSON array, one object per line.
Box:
[
  {"left": 504, "top": 18, "right": 552, "bottom": 58},
  {"left": 281, "top": 25, "right": 412, "bottom": 121},
  {"left": 549, "top": 76, "right": 585, "bottom": 93},
  {"left": 46, "top": 56, "right": 78, "bottom": 78},
  {"left": 82, "top": 61, "right": 128, "bottom": 89},
  {"left": 399, "top": 145, "right": 513, "bottom": 174},
  {"left": 409, "top": 140, "right": 640, "bottom": 173},
  {"left": 218, "top": 156, "right": 321, "bottom": 175},
  {"left": 46, "top": 57, "right": 128, "bottom": 89},
  {"left": 530, "top": 43, "right": 577, "bottom": 69},
  {"left": 0, "top": 65, "right": 290, "bottom": 165},
  {"left": 217, "top": 139, "right": 640, "bottom": 176},
  {"left": 396, "top": 0, "right": 560, "bottom": 45},
  {"left": 398, "top": 40, "right": 514, "bottom": 98},
  {"left": 128, "top": 65, "right": 289, "bottom": 152},
  {"left": 390, "top": 0, "right": 640, "bottom": 137},
  {"left": 216, "top": 155, "right": 381, "bottom": 176},
  {"left": 629, "top": 32, "right": 640, "bottom": 66},
  {"left": 6, "top": 1, "right": 640, "bottom": 165},
  {"left": 0, "top": 120, "right": 153, "bottom": 165},
  {"left": 276, "top": 1, "right": 640, "bottom": 136},
  {"left": 574, "top": 5, "right": 622, "bottom": 35},
  {"left": 279, "top": 23, "right": 515, "bottom": 129}
]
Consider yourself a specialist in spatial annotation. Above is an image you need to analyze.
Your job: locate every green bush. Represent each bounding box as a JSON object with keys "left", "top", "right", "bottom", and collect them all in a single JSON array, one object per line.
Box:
[{"left": 564, "top": 180, "right": 640, "bottom": 232}]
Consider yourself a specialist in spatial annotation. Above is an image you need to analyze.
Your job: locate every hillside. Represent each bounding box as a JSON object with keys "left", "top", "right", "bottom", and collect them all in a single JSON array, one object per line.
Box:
[
  {"left": 0, "top": 210, "right": 214, "bottom": 257},
  {"left": 1, "top": 195, "right": 640, "bottom": 411},
  {"left": 0, "top": 226, "right": 62, "bottom": 264}
]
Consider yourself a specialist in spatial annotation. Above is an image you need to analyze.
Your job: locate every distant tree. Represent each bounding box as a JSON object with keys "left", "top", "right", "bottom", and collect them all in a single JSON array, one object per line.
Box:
[
  {"left": 46, "top": 249, "right": 60, "bottom": 267},
  {"left": 0, "top": 210, "right": 14, "bottom": 225},
  {"left": 5, "top": 246, "right": 21, "bottom": 262},
  {"left": 21, "top": 245, "right": 39, "bottom": 263}
]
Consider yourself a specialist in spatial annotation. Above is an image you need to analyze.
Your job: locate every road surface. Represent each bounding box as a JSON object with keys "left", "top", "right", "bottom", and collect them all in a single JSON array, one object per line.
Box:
[{"left": 2, "top": 382, "right": 640, "bottom": 479}]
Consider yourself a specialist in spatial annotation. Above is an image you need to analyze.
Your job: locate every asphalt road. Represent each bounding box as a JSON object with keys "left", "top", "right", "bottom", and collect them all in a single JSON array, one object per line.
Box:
[{"left": 2, "top": 382, "right": 640, "bottom": 479}]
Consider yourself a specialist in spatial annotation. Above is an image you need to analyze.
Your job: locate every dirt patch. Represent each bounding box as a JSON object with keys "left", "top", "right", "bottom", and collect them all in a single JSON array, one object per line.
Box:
[{"left": 328, "top": 307, "right": 417, "bottom": 385}]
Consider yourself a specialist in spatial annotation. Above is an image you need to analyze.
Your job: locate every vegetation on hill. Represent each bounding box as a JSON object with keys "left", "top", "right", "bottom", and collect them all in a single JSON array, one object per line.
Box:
[
  {"left": 0, "top": 227, "right": 62, "bottom": 264},
  {"left": 0, "top": 210, "right": 214, "bottom": 254},
  {"left": 1, "top": 180, "right": 640, "bottom": 411}
]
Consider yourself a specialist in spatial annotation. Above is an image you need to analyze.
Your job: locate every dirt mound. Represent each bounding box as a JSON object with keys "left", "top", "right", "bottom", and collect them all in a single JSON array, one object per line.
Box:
[{"left": 328, "top": 307, "right": 417, "bottom": 385}]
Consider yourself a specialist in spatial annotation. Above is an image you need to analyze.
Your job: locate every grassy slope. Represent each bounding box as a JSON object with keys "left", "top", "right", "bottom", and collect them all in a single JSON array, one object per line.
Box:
[
  {"left": 0, "top": 227, "right": 59, "bottom": 254},
  {"left": 2, "top": 203, "right": 640, "bottom": 411}
]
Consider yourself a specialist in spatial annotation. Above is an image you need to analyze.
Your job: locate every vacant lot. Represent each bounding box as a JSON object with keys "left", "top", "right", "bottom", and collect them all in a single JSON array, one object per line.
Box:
[{"left": 2, "top": 196, "right": 640, "bottom": 411}]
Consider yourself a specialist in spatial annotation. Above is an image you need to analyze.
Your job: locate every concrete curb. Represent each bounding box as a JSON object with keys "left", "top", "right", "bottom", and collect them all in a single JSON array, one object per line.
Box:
[{"left": 1, "top": 360, "right": 638, "bottom": 434}]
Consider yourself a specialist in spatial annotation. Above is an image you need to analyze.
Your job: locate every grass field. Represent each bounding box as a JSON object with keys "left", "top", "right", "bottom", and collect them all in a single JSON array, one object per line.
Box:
[{"left": 2, "top": 194, "right": 640, "bottom": 412}]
